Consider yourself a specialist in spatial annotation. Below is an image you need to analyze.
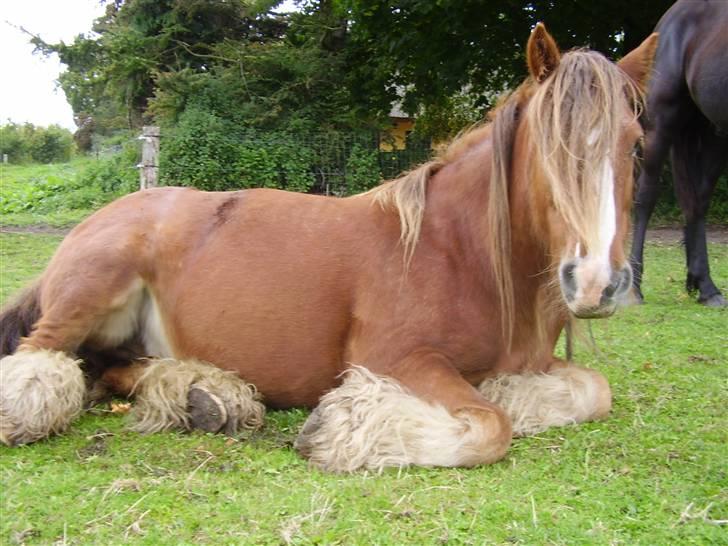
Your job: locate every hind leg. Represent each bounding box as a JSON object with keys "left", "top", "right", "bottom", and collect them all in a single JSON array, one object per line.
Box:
[
  {"left": 0, "top": 258, "right": 146, "bottom": 445},
  {"left": 295, "top": 351, "right": 512, "bottom": 472},
  {"left": 0, "top": 350, "right": 85, "bottom": 445},
  {"left": 630, "top": 91, "right": 689, "bottom": 303},
  {"left": 98, "top": 358, "right": 265, "bottom": 435},
  {"left": 477, "top": 361, "right": 611, "bottom": 437},
  {"left": 672, "top": 125, "right": 727, "bottom": 306},
  {"left": 630, "top": 125, "right": 671, "bottom": 303}
]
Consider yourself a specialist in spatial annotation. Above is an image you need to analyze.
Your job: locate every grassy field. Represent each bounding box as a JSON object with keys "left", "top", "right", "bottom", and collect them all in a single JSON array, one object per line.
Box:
[
  {"left": 0, "top": 160, "right": 96, "bottom": 227},
  {"left": 0, "top": 232, "right": 726, "bottom": 545},
  {"left": 0, "top": 157, "right": 136, "bottom": 228}
]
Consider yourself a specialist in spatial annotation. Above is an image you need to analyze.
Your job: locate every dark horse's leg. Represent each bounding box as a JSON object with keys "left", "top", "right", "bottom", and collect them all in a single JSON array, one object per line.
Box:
[
  {"left": 629, "top": 101, "right": 687, "bottom": 303},
  {"left": 672, "top": 120, "right": 728, "bottom": 306}
]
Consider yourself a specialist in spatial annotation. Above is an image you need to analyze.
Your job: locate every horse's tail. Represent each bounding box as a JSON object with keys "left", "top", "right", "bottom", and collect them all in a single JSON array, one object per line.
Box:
[{"left": 0, "top": 280, "right": 42, "bottom": 357}]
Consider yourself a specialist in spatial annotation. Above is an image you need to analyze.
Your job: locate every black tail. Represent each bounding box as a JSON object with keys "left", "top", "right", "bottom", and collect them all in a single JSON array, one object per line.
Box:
[{"left": 0, "top": 281, "right": 42, "bottom": 357}]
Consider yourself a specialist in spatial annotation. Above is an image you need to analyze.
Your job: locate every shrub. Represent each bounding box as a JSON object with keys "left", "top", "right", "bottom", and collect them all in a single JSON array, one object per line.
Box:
[
  {"left": 29, "top": 125, "right": 74, "bottom": 163},
  {"left": 0, "top": 122, "right": 75, "bottom": 164},
  {"left": 345, "top": 144, "right": 381, "bottom": 193},
  {"left": 160, "top": 108, "right": 245, "bottom": 191},
  {"left": 160, "top": 108, "right": 317, "bottom": 193},
  {"left": 0, "top": 144, "right": 139, "bottom": 217},
  {"left": 79, "top": 141, "right": 139, "bottom": 195}
]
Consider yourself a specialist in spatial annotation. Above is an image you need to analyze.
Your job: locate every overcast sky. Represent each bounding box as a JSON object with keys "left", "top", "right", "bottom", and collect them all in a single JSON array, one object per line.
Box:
[
  {"left": 1, "top": 0, "right": 106, "bottom": 130},
  {"left": 1, "top": 1, "right": 299, "bottom": 132}
]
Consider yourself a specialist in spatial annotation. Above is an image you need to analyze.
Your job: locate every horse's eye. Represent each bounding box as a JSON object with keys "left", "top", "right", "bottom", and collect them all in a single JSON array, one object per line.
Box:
[
  {"left": 630, "top": 143, "right": 642, "bottom": 160},
  {"left": 631, "top": 136, "right": 645, "bottom": 159}
]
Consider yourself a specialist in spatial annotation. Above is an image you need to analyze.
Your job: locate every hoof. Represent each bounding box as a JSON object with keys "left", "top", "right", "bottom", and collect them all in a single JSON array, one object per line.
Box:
[
  {"left": 187, "top": 386, "right": 228, "bottom": 433},
  {"left": 699, "top": 293, "right": 727, "bottom": 308},
  {"left": 626, "top": 287, "right": 645, "bottom": 306},
  {"left": 294, "top": 407, "right": 324, "bottom": 458}
]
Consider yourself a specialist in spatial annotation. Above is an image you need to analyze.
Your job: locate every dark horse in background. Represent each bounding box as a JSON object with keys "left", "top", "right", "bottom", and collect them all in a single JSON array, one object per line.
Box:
[{"left": 630, "top": 0, "right": 728, "bottom": 307}]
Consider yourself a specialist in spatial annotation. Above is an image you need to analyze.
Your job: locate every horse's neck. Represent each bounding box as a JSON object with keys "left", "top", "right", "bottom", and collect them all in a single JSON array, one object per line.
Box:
[
  {"left": 464, "top": 129, "right": 563, "bottom": 348},
  {"left": 431, "top": 133, "right": 550, "bottom": 285},
  {"left": 508, "top": 132, "right": 568, "bottom": 354},
  {"left": 426, "top": 145, "right": 563, "bottom": 362}
]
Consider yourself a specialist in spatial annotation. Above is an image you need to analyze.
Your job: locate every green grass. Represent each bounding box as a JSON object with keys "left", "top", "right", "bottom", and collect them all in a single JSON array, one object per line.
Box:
[
  {"left": 0, "top": 157, "right": 139, "bottom": 228},
  {"left": 0, "top": 160, "right": 96, "bottom": 227},
  {"left": 1, "top": 234, "right": 726, "bottom": 545}
]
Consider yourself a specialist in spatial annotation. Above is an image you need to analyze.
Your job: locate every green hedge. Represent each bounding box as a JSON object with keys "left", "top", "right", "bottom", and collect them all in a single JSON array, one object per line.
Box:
[
  {"left": 159, "top": 108, "right": 384, "bottom": 194},
  {"left": 650, "top": 169, "right": 728, "bottom": 225},
  {"left": 0, "top": 123, "right": 75, "bottom": 164}
]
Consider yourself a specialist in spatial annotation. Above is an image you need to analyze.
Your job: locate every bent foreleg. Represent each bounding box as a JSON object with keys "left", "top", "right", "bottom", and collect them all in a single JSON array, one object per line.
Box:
[
  {"left": 477, "top": 363, "right": 611, "bottom": 437},
  {"left": 295, "top": 355, "right": 512, "bottom": 472},
  {"left": 128, "top": 358, "right": 265, "bottom": 436}
]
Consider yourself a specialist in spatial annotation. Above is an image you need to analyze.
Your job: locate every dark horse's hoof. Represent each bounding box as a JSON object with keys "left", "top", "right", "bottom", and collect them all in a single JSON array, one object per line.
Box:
[
  {"left": 628, "top": 287, "right": 645, "bottom": 305},
  {"left": 699, "top": 293, "right": 728, "bottom": 308},
  {"left": 187, "top": 386, "right": 228, "bottom": 433}
]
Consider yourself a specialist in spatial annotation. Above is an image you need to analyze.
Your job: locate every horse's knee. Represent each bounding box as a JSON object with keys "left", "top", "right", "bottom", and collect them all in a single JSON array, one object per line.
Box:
[
  {"left": 294, "top": 366, "right": 511, "bottom": 472},
  {"left": 454, "top": 405, "right": 512, "bottom": 466},
  {"left": 0, "top": 349, "right": 85, "bottom": 446},
  {"left": 578, "top": 368, "right": 612, "bottom": 420},
  {"left": 129, "top": 358, "right": 265, "bottom": 435}
]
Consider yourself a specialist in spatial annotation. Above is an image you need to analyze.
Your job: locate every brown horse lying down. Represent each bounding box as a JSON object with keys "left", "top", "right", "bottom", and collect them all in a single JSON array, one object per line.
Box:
[{"left": 0, "top": 25, "right": 657, "bottom": 471}]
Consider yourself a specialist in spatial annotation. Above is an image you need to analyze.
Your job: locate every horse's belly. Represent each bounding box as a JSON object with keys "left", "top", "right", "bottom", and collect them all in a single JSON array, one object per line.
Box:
[{"left": 156, "top": 255, "right": 353, "bottom": 408}]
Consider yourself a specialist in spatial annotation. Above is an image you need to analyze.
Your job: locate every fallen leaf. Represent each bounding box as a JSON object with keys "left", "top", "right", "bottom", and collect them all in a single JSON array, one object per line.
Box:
[{"left": 110, "top": 402, "right": 132, "bottom": 415}]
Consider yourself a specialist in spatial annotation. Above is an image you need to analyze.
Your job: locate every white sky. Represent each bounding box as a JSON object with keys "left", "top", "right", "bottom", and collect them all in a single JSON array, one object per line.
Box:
[
  {"left": 1, "top": 1, "right": 107, "bottom": 130},
  {"left": 0, "top": 1, "right": 298, "bottom": 132}
]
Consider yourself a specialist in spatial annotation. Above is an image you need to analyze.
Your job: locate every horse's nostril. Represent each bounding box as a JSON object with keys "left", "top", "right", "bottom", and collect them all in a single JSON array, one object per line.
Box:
[
  {"left": 603, "top": 282, "right": 617, "bottom": 298},
  {"left": 562, "top": 262, "right": 576, "bottom": 284},
  {"left": 602, "top": 267, "right": 631, "bottom": 303},
  {"left": 560, "top": 261, "right": 578, "bottom": 300}
]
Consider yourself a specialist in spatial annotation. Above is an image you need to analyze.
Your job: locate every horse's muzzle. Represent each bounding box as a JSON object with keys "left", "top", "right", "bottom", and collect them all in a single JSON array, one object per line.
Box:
[{"left": 559, "top": 260, "right": 632, "bottom": 318}]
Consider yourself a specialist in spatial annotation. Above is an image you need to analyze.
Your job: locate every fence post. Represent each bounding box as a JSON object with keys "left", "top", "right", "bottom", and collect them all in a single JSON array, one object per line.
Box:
[{"left": 138, "top": 126, "right": 160, "bottom": 189}]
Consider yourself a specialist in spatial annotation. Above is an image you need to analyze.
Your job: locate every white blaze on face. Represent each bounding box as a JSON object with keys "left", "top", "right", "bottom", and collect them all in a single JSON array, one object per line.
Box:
[
  {"left": 595, "top": 160, "right": 616, "bottom": 266},
  {"left": 562, "top": 131, "right": 620, "bottom": 313},
  {"left": 584, "top": 128, "right": 617, "bottom": 265}
]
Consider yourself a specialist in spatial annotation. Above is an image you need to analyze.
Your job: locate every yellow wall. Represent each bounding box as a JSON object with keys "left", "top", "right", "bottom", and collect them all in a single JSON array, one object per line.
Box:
[{"left": 379, "top": 118, "right": 415, "bottom": 151}]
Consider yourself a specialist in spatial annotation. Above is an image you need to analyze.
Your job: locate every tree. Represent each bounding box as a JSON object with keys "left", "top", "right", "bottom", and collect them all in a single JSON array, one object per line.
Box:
[
  {"left": 0, "top": 122, "right": 74, "bottom": 163},
  {"left": 31, "top": 0, "right": 676, "bottom": 140},
  {"left": 31, "top": 0, "right": 288, "bottom": 131},
  {"left": 342, "top": 0, "right": 674, "bottom": 123}
]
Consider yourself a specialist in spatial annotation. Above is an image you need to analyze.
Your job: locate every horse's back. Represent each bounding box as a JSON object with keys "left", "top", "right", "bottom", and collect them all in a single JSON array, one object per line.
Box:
[{"left": 654, "top": 0, "right": 728, "bottom": 129}]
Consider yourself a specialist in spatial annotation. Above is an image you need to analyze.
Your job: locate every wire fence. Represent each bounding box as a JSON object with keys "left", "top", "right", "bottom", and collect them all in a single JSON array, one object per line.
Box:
[
  {"left": 303, "top": 132, "right": 433, "bottom": 195},
  {"left": 136, "top": 127, "right": 435, "bottom": 195}
]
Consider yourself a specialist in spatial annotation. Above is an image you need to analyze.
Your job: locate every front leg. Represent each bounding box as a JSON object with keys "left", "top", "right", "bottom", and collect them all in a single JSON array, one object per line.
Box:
[
  {"left": 295, "top": 350, "right": 512, "bottom": 472},
  {"left": 477, "top": 359, "right": 612, "bottom": 437}
]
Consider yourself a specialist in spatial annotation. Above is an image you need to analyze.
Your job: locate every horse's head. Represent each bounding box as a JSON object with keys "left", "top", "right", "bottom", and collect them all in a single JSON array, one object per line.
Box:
[{"left": 523, "top": 24, "right": 657, "bottom": 318}]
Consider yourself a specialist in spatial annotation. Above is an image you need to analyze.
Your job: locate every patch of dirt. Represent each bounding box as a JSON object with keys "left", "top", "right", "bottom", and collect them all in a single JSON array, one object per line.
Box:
[
  {"left": 76, "top": 430, "right": 114, "bottom": 460},
  {"left": 647, "top": 226, "right": 728, "bottom": 244},
  {"left": 0, "top": 225, "right": 72, "bottom": 235}
]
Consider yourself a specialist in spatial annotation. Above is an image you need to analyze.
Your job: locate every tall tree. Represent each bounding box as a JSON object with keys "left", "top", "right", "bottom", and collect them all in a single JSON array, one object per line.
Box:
[
  {"left": 32, "top": 0, "right": 288, "bottom": 130},
  {"left": 342, "top": 0, "right": 674, "bottom": 121}
]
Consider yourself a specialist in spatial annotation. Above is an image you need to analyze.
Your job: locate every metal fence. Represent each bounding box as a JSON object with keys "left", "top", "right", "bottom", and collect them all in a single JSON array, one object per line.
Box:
[
  {"left": 305, "top": 132, "right": 433, "bottom": 195},
  {"left": 139, "top": 127, "right": 434, "bottom": 195}
]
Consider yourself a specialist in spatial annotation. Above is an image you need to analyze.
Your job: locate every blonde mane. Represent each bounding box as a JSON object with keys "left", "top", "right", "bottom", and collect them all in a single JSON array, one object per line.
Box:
[
  {"left": 369, "top": 49, "right": 641, "bottom": 346},
  {"left": 366, "top": 125, "right": 492, "bottom": 266},
  {"left": 526, "top": 50, "right": 642, "bottom": 254}
]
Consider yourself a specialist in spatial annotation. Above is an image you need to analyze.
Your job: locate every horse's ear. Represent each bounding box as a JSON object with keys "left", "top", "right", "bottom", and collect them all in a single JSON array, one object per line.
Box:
[
  {"left": 527, "top": 23, "right": 561, "bottom": 84},
  {"left": 618, "top": 33, "right": 659, "bottom": 92}
]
